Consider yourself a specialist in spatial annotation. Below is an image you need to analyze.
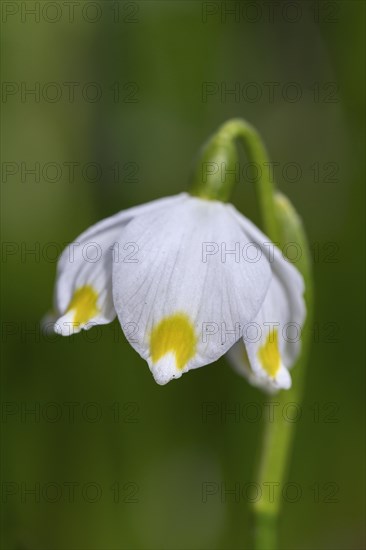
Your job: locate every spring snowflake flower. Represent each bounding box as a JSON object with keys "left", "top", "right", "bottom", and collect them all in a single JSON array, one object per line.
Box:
[{"left": 46, "top": 193, "right": 305, "bottom": 391}]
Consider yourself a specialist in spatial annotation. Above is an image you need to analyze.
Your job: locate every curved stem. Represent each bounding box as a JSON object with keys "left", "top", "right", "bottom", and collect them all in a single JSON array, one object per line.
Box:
[
  {"left": 252, "top": 194, "right": 313, "bottom": 550},
  {"left": 190, "top": 118, "right": 280, "bottom": 242},
  {"left": 214, "top": 119, "right": 281, "bottom": 242},
  {"left": 190, "top": 119, "right": 313, "bottom": 550}
]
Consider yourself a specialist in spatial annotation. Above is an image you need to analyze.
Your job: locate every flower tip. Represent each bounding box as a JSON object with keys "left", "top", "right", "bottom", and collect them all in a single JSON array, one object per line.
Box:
[
  {"left": 150, "top": 353, "right": 182, "bottom": 385},
  {"left": 274, "top": 364, "right": 292, "bottom": 391},
  {"left": 53, "top": 321, "right": 71, "bottom": 337},
  {"left": 249, "top": 363, "right": 292, "bottom": 394},
  {"left": 53, "top": 311, "right": 82, "bottom": 337}
]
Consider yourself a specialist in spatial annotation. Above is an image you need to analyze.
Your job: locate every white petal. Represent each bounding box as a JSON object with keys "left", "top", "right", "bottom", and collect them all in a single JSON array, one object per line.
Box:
[
  {"left": 52, "top": 194, "right": 186, "bottom": 335},
  {"left": 227, "top": 203, "right": 305, "bottom": 310},
  {"left": 227, "top": 256, "right": 305, "bottom": 392},
  {"left": 112, "top": 196, "right": 272, "bottom": 384},
  {"left": 228, "top": 277, "right": 294, "bottom": 392}
]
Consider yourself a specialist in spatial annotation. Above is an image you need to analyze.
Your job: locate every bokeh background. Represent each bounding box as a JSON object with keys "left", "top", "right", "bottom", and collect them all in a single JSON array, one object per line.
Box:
[{"left": 1, "top": 1, "right": 365, "bottom": 549}]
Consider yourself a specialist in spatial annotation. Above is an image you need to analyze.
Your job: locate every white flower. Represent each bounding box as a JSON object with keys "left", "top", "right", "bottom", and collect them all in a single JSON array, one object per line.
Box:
[{"left": 47, "top": 193, "right": 305, "bottom": 391}]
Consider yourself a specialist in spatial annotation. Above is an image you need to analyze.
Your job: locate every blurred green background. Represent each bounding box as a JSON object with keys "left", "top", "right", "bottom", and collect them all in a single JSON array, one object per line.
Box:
[{"left": 1, "top": 1, "right": 365, "bottom": 549}]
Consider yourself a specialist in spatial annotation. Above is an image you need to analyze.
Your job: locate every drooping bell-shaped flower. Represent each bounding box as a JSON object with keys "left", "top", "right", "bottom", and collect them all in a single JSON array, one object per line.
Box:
[{"left": 45, "top": 119, "right": 307, "bottom": 392}]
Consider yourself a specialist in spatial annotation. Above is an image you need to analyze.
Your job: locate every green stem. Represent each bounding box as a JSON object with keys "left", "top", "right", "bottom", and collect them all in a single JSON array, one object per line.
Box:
[
  {"left": 190, "top": 118, "right": 280, "bottom": 242},
  {"left": 190, "top": 120, "right": 313, "bottom": 550},
  {"left": 218, "top": 119, "right": 281, "bottom": 242},
  {"left": 252, "top": 194, "right": 313, "bottom": 550}
]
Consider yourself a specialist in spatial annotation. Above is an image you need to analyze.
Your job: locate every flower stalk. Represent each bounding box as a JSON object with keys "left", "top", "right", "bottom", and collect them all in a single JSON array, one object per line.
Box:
[
  {"left": 190, "top": 118, "right": 280, "bottom": 242},
  {"left": 253, "top": 192, "right": 313, "bottom": 550},
  {"left": 191, "top": 119, "right": 313, "bottom": 549}
]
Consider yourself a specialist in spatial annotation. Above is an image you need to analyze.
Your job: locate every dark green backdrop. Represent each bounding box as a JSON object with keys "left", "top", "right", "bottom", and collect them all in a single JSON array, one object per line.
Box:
[{"left": 1, "top": 1, "right": 365, "bottom": 549}]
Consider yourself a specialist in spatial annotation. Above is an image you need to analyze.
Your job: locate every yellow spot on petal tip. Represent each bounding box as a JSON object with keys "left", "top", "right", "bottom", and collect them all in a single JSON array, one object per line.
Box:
[
  {"left": 66, "top": 285, "right": 99, "bottom": 326},
  {"left": 150, "top": 313, "right": 197, "bottom": 370},
  {"left": 257, "top": 329, "right": 281, "bottom": 378}
]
